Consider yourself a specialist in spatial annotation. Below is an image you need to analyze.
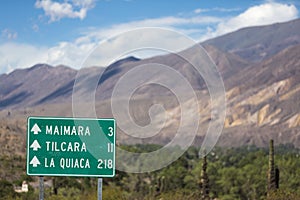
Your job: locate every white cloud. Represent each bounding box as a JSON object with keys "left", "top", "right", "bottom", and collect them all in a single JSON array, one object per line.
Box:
[
  {"left": 92, "top": 15, "right": 221, "bottom": 35},
  {"left": 194, "top": 8, "right": 208, "bottom": 14},
  {"left": 0, "top": 15, "right": 221, "bottom": 74},
  {"left": 68, "top": 15, "right": 223, "bottom": 66},
  {"left": 194, "top": 7, "right": 240, "bottom": 14},
  {"left": 77, "top": 15, "right": 222, "bottom": 47},
  {"left": 35, "top": 0, "right": 95, "bottom": 22},
  {"left": 0, "top": 43, "right": 48, "bottom": 73},
  {"left": 80, "top": 27, "right": 201, "bottom": 68},
  {"left": 0, "top": 41, "right": 97, "bottom": 74},
  {"left": 213, "top": 7, "right": 240, "bottom": 12},
  {"left": 46, "top": 15, "right": 222, "bottom": 67},
  {"left": 47, "top": 40, "right": 96, "bottom": 67},
  {"left": 213, "top": 2, "right": 298, "bottom": 38}
]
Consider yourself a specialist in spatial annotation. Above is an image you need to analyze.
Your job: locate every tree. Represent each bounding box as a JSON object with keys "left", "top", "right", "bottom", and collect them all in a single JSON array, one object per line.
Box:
[
  {"left": 268, "top": 139, "right": 279, "bottom": 195},
  {"left": 200, "top": 152, "right": 210, "bottom": 200},
  {"left": 0, "top": 179, "right": 15, "bottom": 199}
]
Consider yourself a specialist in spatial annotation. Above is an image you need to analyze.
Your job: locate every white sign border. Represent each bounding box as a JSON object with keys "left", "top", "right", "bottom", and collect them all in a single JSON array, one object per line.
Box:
[{"left": 26, "top": 116, "right": 116, "bottom": 177}]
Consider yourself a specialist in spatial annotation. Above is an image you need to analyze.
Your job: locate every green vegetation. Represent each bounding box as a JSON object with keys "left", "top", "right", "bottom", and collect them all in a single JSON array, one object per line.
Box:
[{"left": 1, "top": 144, "right": 300, "bottom": 199}]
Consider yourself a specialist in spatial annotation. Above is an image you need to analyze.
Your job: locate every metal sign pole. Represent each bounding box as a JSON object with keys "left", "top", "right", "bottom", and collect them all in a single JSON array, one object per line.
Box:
[
  {"left": 39, "top": 176, "right": 44, "bottom": 200},
  {"left": 98, "top": 178, "right": 103, "bottom": 200}
]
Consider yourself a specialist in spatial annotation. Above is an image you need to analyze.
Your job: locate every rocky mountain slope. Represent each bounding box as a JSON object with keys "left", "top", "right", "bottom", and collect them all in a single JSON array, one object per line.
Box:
[
  {"left": 220, "top": 44, "right": 300, "bottom": 146},
  {"left": 0, "top": 19, "right": 300, "bottom": 155},
  {"left": 204, "top": 18, "right": 300, "bottom": 62},
  {"left": 0, "top": 64, "right": 77, "bottom": 109}
]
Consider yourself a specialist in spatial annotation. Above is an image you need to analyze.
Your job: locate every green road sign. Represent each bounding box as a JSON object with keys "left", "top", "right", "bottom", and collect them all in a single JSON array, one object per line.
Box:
[{"left": 27, "top": 117, "right": 116, "bottom": 177}]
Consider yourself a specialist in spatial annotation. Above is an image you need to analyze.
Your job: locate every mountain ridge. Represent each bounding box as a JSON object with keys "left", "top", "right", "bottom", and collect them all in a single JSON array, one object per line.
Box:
[
  {"left": 203, "top": 18, "right": 300, "bottom": 62},
  {"left": 0, "top": 19, "right": 300, "bottom": 153}
]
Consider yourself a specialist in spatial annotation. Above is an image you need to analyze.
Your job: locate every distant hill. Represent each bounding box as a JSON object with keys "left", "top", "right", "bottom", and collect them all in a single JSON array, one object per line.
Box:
[
  {"left": 0, "top": 64, "right": 76, "bottom": 109},
  {"left": 0, "top": 45, "right": 246, "bottom": 108},
  {"left": 203, "top": 18, "right": 300, "bottom": 62}
]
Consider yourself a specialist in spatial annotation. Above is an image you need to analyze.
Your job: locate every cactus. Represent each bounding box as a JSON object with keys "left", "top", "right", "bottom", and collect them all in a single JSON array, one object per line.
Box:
[
  {"left": 159, "top": 176, "right": 165, "bottom": 193},
  {"left": 268, "top": 139, "right": 279, "bottom": 194},
  {"left": 153, "top": 175, "right": 166, "bottom": 197},
  {"left": 275, "top": 167, "right": 280, "bottom": 189},
  {"left": 200, "top": 153, "right": 210, "bottom": 200}
]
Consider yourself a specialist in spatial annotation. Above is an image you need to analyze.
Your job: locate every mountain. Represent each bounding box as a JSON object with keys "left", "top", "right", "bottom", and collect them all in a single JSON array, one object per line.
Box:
[
  {"left": 204, "top": 18, "right": 300, "bottom": 62},
  {"left": 0, "top": 19, "right": 300, "bottom": 155},
  {"left": 0, "top": 46, "right": 246, "bottom": 108},
  {"left": 220, "top": 44, "right": 300, "bottom": 146},
  {"left": 0, "top": 64, "right": 77, "bottom": 109}
]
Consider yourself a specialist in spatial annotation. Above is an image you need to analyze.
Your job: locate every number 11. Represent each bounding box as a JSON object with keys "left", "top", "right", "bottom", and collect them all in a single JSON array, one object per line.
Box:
[{"left": 107, "top": 143, "right": 114, "bottom": 152}]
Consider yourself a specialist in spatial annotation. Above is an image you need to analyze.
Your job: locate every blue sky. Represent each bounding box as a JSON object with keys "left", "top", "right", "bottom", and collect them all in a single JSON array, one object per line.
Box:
[{"left": 0, "top": 0, "right": 299, "bottom": 74}]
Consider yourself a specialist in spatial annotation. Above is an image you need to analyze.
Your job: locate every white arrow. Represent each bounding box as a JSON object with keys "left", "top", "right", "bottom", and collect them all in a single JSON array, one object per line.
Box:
[
  {"left": 31, "top": 124, "right": 41, "bottom": 135},
  {"left": 30, "top": 156, "right": 40, "bottom": 167},
  {"left": 30, "top": 140, "right": 41, "bottom": 151}
]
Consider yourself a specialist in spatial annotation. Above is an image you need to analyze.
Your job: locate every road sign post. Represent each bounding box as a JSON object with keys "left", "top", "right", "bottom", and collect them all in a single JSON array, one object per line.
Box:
[
  {"left": 27, "top": 117, "right": 116, "bottom": 177},
  {"left": 98, "top": 178, "right": 103, "bottom": 200},
  {"left": 39, "top": 176, "right": 44, "bottom": 200}
]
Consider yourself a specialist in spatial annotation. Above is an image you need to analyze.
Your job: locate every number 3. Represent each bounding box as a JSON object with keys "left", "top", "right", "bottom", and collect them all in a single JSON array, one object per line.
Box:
[{"left": 108, "top": 127, "right": 113, "bottom": 136}]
